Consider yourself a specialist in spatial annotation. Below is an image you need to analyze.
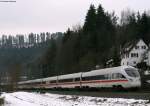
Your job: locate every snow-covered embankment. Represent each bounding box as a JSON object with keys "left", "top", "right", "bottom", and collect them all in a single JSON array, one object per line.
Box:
[{"left": 2, "top": 92, "right": 150, "bottom": 106}]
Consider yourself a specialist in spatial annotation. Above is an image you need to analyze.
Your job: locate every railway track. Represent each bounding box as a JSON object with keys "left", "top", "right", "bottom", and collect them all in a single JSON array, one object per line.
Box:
[{"left": 45, "top": 90, "right": 150, "bottom": 100}]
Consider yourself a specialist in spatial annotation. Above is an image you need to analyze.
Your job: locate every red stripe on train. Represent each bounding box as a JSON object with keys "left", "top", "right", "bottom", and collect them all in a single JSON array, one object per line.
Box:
[{"left": 82, "top": 79, "right": 128, "bottom": 84}]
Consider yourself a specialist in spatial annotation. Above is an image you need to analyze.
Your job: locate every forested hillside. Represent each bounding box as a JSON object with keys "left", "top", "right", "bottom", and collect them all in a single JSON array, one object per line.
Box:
[
  {"left": 1, "top": 4, "right": 150, "bottom": 81},
  {"left": 39, "top": 4, "right": 150, "bottom": 78}
]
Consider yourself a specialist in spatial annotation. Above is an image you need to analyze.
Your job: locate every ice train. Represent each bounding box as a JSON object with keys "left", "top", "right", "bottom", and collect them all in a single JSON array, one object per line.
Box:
[{"left": 18, "top": 65, "right": 141, "bottom": 89}]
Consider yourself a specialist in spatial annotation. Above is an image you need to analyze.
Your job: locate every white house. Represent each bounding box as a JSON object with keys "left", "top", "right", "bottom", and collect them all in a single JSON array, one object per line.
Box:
[
  {"left": 147, "top": 48, "right": 150, "bottom": 66},
  {"left": 121, "top": 39, "right": 148, "bottom": 66}
]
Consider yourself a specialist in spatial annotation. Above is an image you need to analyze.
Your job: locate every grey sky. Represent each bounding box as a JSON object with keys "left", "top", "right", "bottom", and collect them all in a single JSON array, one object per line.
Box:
[{"left": 0, "top": 0, "right": 150, "bottom": 35}]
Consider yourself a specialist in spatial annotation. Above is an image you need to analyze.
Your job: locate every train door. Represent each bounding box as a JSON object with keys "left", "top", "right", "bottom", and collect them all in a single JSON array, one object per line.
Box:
[
  {"left": 80, "top": 73, "right": 83, "bottom": 88},
  {"left": 107, "top": 74, "right": 111, "bottom": 80},
  {"left": 56, "top": 76, "right": 59, "bottom": 88}
]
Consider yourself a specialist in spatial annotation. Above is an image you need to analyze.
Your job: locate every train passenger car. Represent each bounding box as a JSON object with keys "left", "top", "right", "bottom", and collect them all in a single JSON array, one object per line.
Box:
[
  {"left": 81, "top": 65, "right": 141, "bottom": 88},
  {"left": 18, "top": 78, "right": 43, "bottom": 89},
  {"left": 57, "top": 72, "right": 81, "bottom": 88},
  {"left": 41, "top": 76, "right": 58, "bottom": 88}
]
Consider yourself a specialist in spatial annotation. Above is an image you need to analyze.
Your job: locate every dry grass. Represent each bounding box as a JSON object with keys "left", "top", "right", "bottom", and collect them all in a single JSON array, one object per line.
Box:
[{"left": 0, "top": 97, "right": 4, "bottom": 105}]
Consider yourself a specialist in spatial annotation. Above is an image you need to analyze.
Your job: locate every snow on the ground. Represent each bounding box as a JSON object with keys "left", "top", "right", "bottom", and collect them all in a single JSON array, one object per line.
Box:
[{"left": 1, "top": 92, "right": 150, "bottom": 106}]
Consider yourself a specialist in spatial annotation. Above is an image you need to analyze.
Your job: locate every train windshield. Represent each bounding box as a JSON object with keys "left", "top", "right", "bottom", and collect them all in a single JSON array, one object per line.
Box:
[{"left": 125, "top": 68, "right": 140, "bottom": 77}]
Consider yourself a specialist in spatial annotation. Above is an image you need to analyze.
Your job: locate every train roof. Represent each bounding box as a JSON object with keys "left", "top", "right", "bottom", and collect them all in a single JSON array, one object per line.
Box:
[
  {"left": 18, "top": 78, "right": 43, "bottom": 84},
  {"left": 82, "top": 65, "right": 135, "bottom": 77},
  {"left": 42, "top": 76, "right": 57, "bottom": 82},
  {"left": 18, "top": 76, "right": 58, "bottom": 84},
  {"left": 147, "top": 80, "right": 150, "bottom": 83},
  {"left": 58, "top": 72, "right": 81, "bottom": 80}
]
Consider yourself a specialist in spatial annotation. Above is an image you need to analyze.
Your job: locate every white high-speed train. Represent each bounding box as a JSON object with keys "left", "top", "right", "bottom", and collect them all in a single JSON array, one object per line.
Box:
[{"left": 18, "top": 65, "right": 141, "bottom": 89}]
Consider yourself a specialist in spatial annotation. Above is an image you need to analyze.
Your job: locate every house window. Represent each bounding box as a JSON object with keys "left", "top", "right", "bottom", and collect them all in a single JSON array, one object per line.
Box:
[
  {"left": 127, "top": 53, "right": 129, "bottom": 58},
  {"left": 131, "top": 53, "right": 134, "bottom": 57},
  {"left": 142, "top": 46, "right": 146, "bottom": 49},
  {"left": 135, "top": 46, "right": 139, "bottom": 49},
  {"left": 137, "top": 53, "right": 138, "bottom": 57},
  {"left": 133, "top": 61, "right": 136, "bottom": 64},
  {"left": 131, "top": 53, "right": 138, "bottom": 57},
  {"left": 122, "top": 55, "right": 125, "bottom": 58}
]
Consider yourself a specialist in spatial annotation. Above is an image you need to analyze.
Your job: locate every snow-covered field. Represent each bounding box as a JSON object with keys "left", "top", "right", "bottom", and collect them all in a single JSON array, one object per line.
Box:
[{"left": 1, "top": 92, "right": 150, "bottom": 106}]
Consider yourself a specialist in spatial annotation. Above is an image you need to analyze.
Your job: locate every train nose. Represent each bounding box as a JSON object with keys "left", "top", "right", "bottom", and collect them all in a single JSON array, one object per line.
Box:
[
  {"left": 128, "top": 78, "right": 141, "bottom": 87},
  {"left": 133, "top": 78, "right": 141, "bottom": 87}
]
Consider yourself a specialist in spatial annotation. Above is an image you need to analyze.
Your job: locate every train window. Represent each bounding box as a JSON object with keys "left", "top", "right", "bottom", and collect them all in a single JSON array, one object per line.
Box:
[
  {"left": 107, "top": 74, "right": 111, "bottom": 79},
  {"left": 59, "top": 79, "right": 73, "bottom": 83},
  {"left": 104, "top": 74, "right": 109, "bottom": 79},
  {"left": 120, "top": 74, "right": 126, "bottom": 79},
  {"left": 51, "top": 80, "right": 56, "bottom": 83},
  {"left": 42, "top": 82, "right": 46, "bottom": 84},
  {"left": 118, "top": 73, "right": 126, "bottom": 79},
  {"left": 46, "top": 81, "right": 49, "bottom": 84},
  {"left": 33, "top": 82, "right": 41, "bottom": 84},
  {"left": 112, "top": 73, "right": 126, "bottom": 79},
  {"left": 112, "top": 73, "right": 116, "bottom": 79},
  {"left": 75, "top": 78, "right": 80, "bottom": 81},
  {"left": 125, "top": 68, "right": 139, "bottom": 77},
  {"left": 82, "top": 74, "right": 109, "bottom": 81}
]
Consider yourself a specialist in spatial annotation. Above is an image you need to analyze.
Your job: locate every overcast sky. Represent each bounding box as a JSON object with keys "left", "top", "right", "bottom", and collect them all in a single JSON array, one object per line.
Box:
[{"left": 0, "top": 0, "right": 150, "bottom": 35}]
